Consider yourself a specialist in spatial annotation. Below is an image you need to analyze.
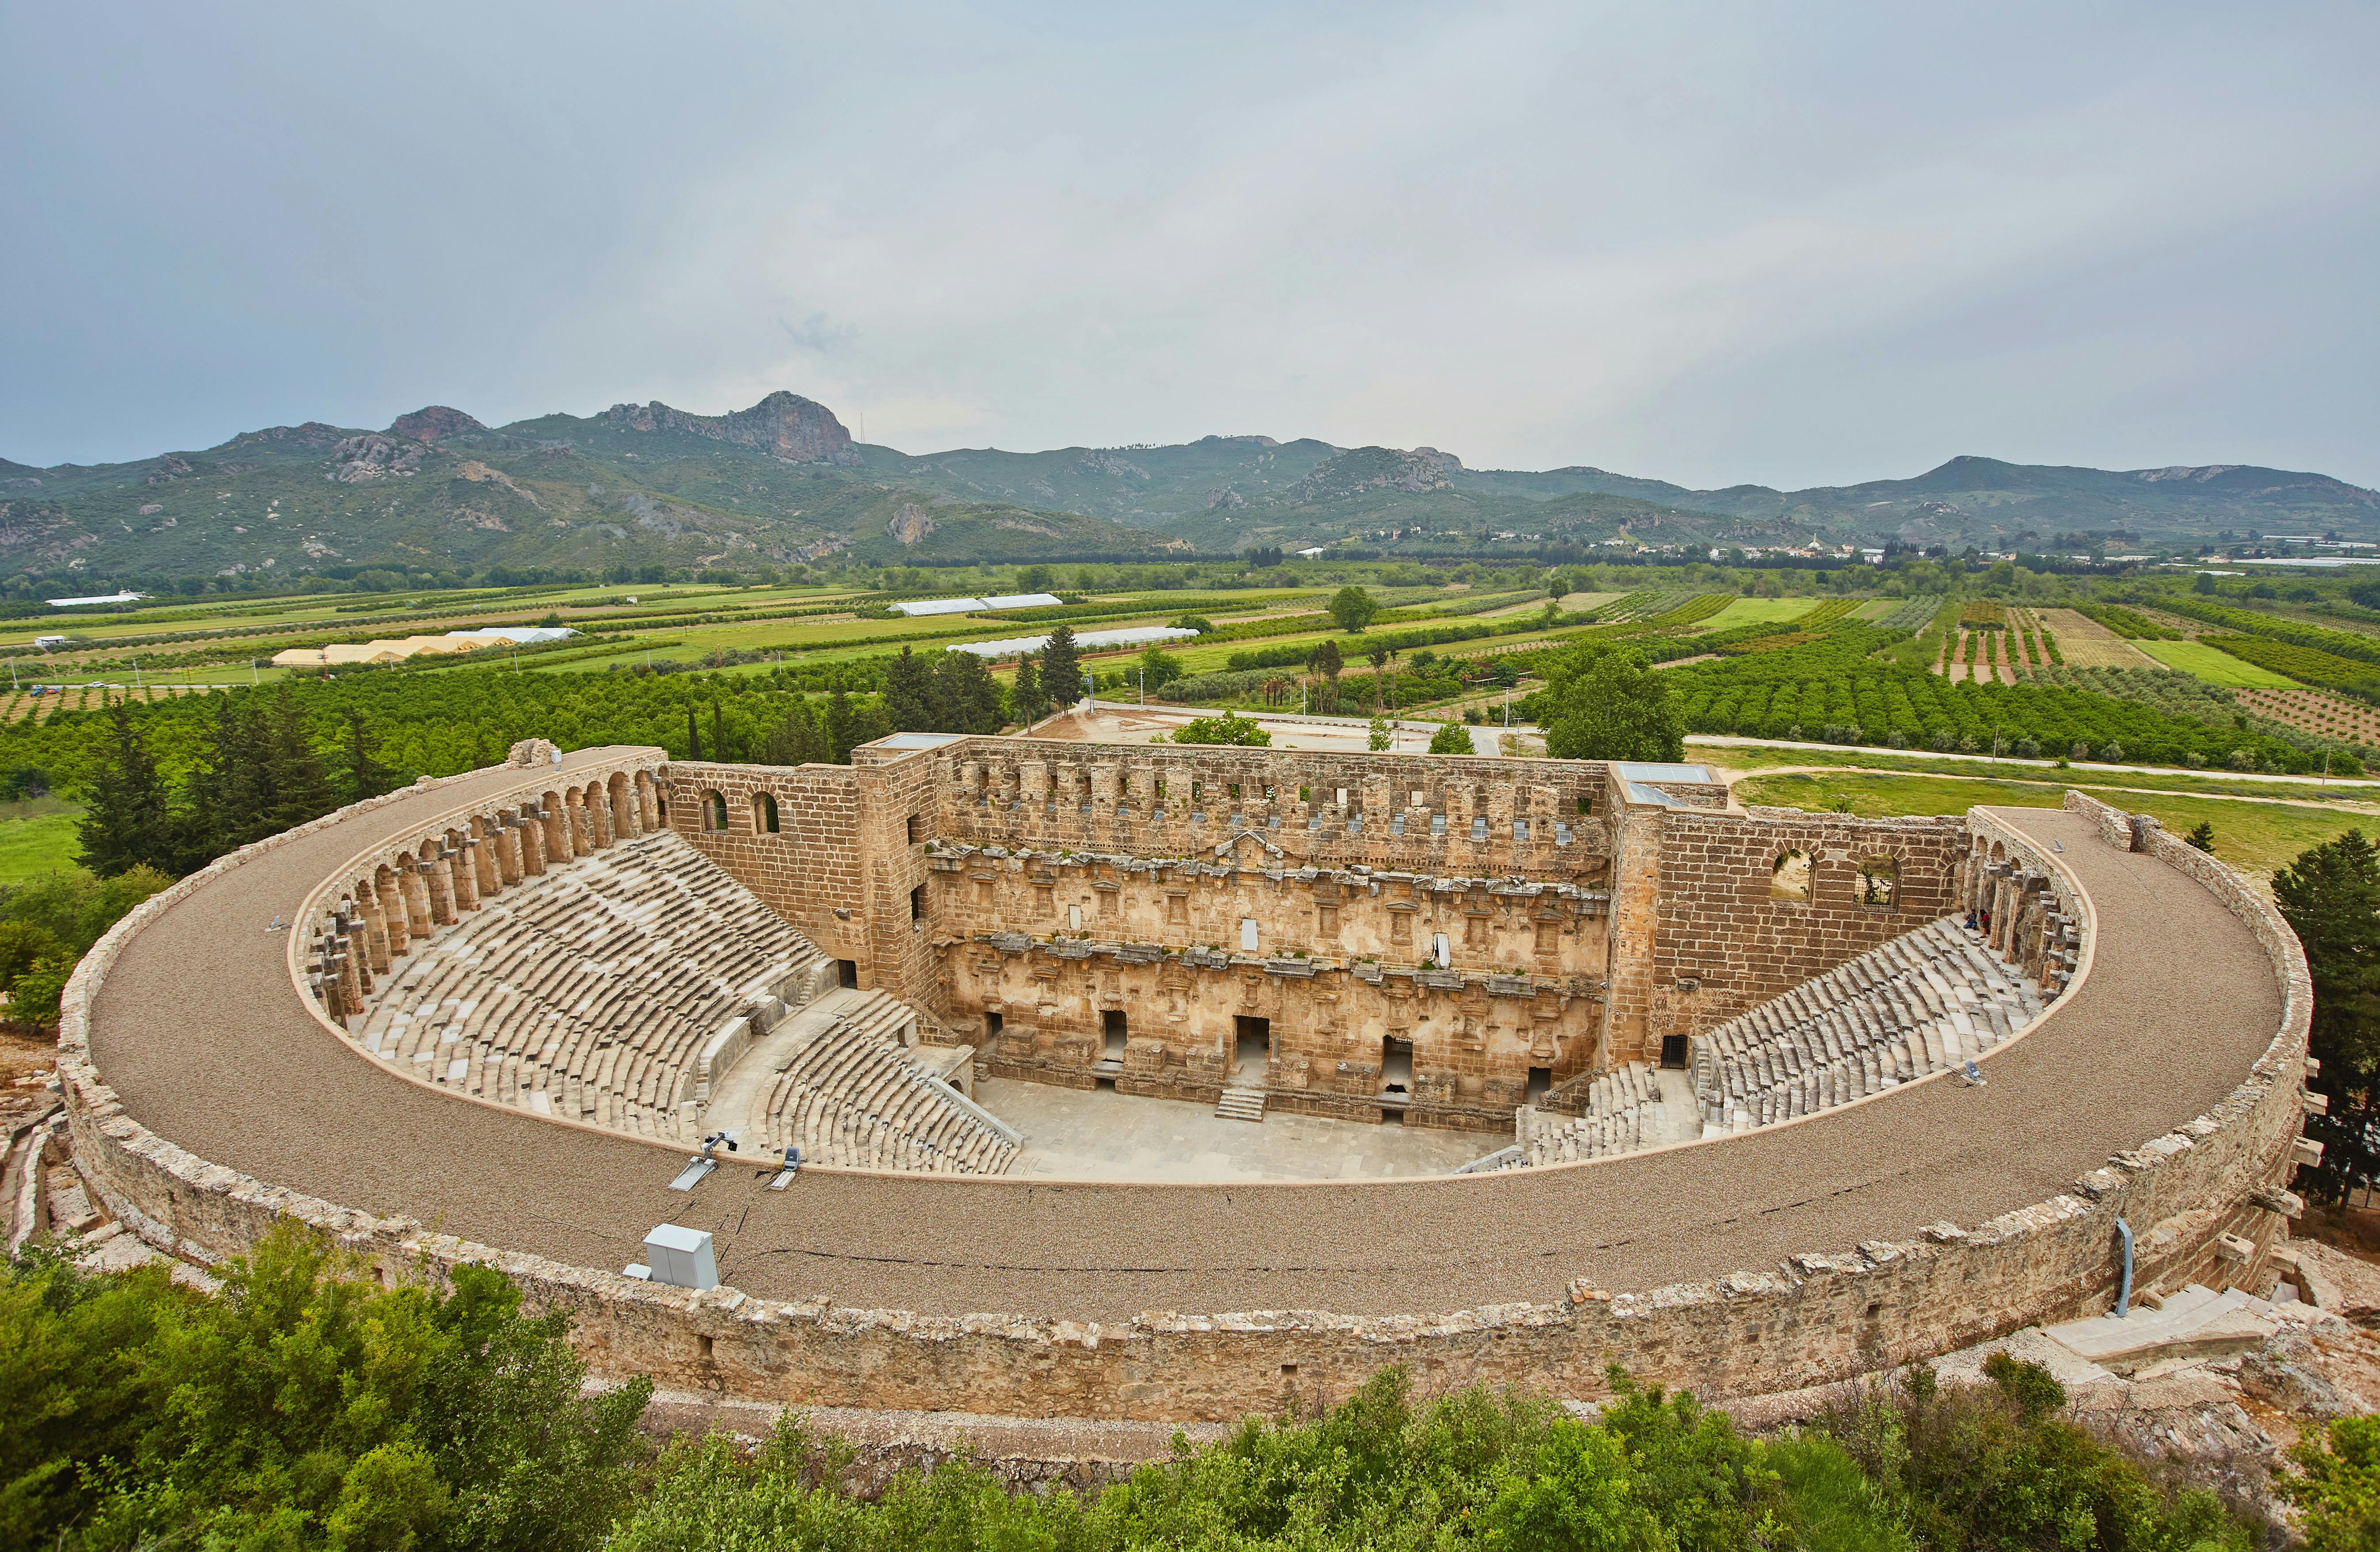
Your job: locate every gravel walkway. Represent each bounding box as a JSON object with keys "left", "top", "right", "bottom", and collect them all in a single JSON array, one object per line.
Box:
[{"left": 88, "top": 778, "right": 2281, "bottom": 1320}]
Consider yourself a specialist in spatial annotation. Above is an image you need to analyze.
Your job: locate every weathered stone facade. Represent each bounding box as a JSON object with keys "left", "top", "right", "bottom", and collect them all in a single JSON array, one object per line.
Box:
[{"left": 661, "top": 740, "right": 2013, "bottom": 1128}]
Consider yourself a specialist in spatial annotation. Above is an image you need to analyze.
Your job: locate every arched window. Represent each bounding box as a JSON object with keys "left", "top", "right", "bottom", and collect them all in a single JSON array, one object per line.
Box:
[
  {"left": 754, "top": 792, "right": 780, "bottom": 834},
  {"left": 1770, "top": 849, "right": 1811, "bottom": 902},
  {"left": 1857, "top": 856, "right": 1900, "bottom": 910},
  {"left": 704, "top": 790, "right": 728, "bottom": 832}
]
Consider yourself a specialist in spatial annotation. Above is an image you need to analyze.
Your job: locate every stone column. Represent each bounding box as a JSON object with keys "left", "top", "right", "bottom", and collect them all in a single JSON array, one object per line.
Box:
[
  {"left": 469, "top": 822, "right": 500, "bottom": 897},
  {"left": 450, "top": 841, "right": 480, "bottom": 912},
  {"left": 337, "top": 929, "right": 366, "bottom": 1013},
  {"left": 423, "top": 850, "right": 455, "bottom": 926},
  {"left": 589, "top": 787, "right": 614, "bottom": 848},
  {"left": 375, "top": 875, "right": 410, "bottom": 958},
  {"left": 519, "top": 809, "right": 546, "bottom": 876},
  {"left": 399, "top": 860, "right": 434, "bottom": 938},
  {"left": 611, "top": 781, "right": 639, "bottom": 840},
  {"left": 542, "top": 800, "right": 572, "bottom": 865},
  {"left": 636, "top": 772, "right": 660, "bottom": 833},
  {"left": 353, "top": 892, "right": 390, "bottom": 976}
]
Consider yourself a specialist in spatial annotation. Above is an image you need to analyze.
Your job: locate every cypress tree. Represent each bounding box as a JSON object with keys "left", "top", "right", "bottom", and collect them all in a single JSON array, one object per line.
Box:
[
  {"left": 76, "top": 695, "right": 180, "bottom": 878},
  {"left": 710, "top": 700, "right": 728, "bottom": 761},
  {"left": 1011, "top": 656, "right": 1046, "bottom": 728},
  {"left": 824, "top": 690, "right": 858, "bottom": 764},
  {"left": 1040, "top": 625, "right": 1083, "bottom": 708},
  {"left": 686, "top": 705, "right": 703, "bottom": 761}
]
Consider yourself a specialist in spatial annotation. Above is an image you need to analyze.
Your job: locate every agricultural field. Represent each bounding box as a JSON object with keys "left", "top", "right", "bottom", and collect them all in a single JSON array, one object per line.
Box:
[
  {"left": 2235, "top": 687, "right": 2380, "bottom": 746},
  {"left": 2139, "top": 639, "right": 2295, "bottom": 687},
  {"left": 1690, "top": 739, "right": 2380, "bottom": 799},
  {"left": 1736, "top": 770, "right": 2372, "bottom": 879},
  {"left": 1688, "top": 597, "right": 1816, "bottom": 633},
  {"left": 2199, "top": 635, "right": 2380, "bottom": 696},
  {"left": 1668, "top": 625, "right": 2314, "bottom": 769},
  {"left": 2032, "top": 608, "right": 2159, "bottom": 669}
]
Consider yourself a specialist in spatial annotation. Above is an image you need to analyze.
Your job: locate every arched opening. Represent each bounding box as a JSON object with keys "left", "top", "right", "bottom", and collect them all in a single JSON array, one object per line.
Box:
[
  {"left": 1770, "top": 849, "right": 1811, "bottom": 902},
  {"left": 704, "top": 790, "right": 729, "bottom": 832},
  {"left": 754, "top": 792, "right": 780, "bottom": 834}
]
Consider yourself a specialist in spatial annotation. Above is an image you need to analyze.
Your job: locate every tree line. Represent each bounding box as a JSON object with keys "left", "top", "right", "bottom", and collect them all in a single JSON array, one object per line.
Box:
[{"left": 11, "top": 1225, "right": 2370, "bottom": 1550}]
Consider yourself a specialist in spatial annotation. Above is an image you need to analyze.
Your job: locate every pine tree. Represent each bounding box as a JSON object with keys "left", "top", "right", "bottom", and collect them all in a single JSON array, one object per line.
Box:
[
  {"left": 1011, "top": 656, "right": 1047, "bottom": 727},
  {"left": 187, "top": 692, "right": 274, "bottom": 857},
  {"left": 1040, "top": 625, "right": 1083, "bottom": 709},
  {"left": 334, "top": 706, "right": 397, "bottom": 804},
  {"left": 824, "top": 689, "right": 858, "bottom": 764},
  {"left": 932, "top": 650, "right": 1003, "bottom": 734},
  {"left": 884, "top": 646, "right": 937, "bottom": 731},
  {"left": 76, "top": 695, "right": 181, "bottom": 878},
  {"left": 760, "top": 698, "right": 828, "bottom": 765},
  {"left": 262, "top": 691, "right": 334, "bottom": 835},
  {"left": 2273, "top": 831, "right": 2380, "bottom": 1202}
]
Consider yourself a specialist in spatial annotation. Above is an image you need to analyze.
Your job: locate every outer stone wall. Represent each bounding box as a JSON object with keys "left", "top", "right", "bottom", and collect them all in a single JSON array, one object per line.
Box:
[{"left": 53, "top": 747, "right": 2318, "bottom": 1424}]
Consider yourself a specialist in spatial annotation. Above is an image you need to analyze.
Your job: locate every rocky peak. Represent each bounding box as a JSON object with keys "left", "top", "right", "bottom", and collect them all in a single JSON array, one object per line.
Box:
[
  {"left": 601, "top": 391, "right": 858, "bottom": 465},
  {"left": 1283, "top": 446, "right": 1457, "bottom": 503},
  {"left": 389, "top": 405, "right": 486, "bottom": 443}
]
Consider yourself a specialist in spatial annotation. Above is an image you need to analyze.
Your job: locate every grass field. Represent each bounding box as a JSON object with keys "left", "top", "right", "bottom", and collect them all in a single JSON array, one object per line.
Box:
[
  {"left": 2140, "top": 638, "right": 2297, "bottom": 688},
  {"left": 1735, "top": 771, "right": 2369, "bottom": 875},
  {"left": 1689, "top": 598, "right": 1817, "bottom": 633},
  {"left": 0, "top": 807, "right": 82, "bottom": 885}
]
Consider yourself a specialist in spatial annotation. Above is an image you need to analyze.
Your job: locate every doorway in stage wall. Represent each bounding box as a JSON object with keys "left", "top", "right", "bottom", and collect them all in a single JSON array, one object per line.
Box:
[
  {"left": 1102, "top": 1009, "right": 1127, "bottom": 1060},
  {"left": 1381, "top": 1036, "right": 1414, "bottom": 1097},
  {"left": 1233, "top": 1015, "right": 1270, "bottom": 1082}
]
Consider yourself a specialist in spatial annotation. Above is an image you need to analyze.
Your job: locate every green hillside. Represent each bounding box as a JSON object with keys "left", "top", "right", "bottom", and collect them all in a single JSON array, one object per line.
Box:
[
  {"left": 0, "top": 394, "right": 1181, "bottom": 581},
  {"left": 7, "top": 391, "right": 2373, "bottom": 584}
]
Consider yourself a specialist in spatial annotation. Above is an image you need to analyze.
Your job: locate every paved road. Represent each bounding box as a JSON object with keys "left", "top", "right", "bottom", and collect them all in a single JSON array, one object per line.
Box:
[{"left": 88, "top": 770, "right": 2281, "bottom": 1320}]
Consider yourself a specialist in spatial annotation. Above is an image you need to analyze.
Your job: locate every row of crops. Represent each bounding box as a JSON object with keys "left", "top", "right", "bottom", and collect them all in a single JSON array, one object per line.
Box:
[
  {"left": 2151, "top": 595, "right": 2380, "bottom": 666},
  {"left": 1663, "top": 626, "right": 2323, "bottom": 768},
  {"left": 2203, "top": 635, "right": 2380, "bottom": 697}
]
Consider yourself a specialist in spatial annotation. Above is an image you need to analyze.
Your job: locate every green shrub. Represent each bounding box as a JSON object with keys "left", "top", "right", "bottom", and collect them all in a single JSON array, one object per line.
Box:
[{"left": 0, "top": 1223, "right": 650, "bottom": 1552}]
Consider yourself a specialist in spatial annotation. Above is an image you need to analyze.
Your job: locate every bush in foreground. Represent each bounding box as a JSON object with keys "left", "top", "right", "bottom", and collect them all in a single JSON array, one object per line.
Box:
[{"left": 1, "top": 1223, "right": 650, "bottom": 1552}]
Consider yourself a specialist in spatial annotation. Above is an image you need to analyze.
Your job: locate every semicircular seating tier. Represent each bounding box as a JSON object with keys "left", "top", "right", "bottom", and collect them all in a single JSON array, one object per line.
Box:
[
  {"left": 754, "top": 990, "right": 1022, "bottom": 1174},
  {"left": 1504, "top": 915, "right": 2042, "bottom": 1169},
  {"left": 1693, "top": 914, "right": 2041, "bottom": 1133}
]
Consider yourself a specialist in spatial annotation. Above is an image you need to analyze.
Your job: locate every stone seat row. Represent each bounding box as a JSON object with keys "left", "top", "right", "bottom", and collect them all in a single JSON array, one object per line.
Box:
[
  {"left": 1514, "top": 1061, "right": 1670, "bottom": 1166},
  {"left": 1693, "top": 916, "right": 2041, "bottom": 1134},
  {"left": 350, "top": 832, "right": 829, "bottom": 1143},
  {"left": 759, "top": 993, "right": 1018, "bottom": 1175}
]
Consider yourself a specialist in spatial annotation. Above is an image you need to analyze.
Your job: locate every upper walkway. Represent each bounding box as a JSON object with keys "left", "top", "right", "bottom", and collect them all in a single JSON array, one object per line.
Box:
[{"left": 84, "top": 759, "right": 2284, "bottom": 1322}]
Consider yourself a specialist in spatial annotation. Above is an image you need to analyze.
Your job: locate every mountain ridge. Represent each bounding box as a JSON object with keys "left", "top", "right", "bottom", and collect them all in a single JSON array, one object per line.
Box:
[{"left": 3, "top": 392, "right": 2372, "bottom": 579}]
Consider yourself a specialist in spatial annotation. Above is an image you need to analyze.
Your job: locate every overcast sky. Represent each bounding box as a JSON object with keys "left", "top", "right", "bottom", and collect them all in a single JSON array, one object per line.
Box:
[{"left": 5, "top": 2, "right": 2375, "bottom": 489}]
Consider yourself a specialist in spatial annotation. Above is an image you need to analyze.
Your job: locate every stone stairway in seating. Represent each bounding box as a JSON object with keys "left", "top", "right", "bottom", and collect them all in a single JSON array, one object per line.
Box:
[
  {"left": 351, "top": 830, "right": 831, "bottom": 1142},
  {"left": 1216, "top": 1086, "right": 1267, "bottom": 1123},
  {"left": 1697, "top": 915, "right": 2041, "bottom": 1134},
  {"left": 756, "top": 989, "right": 1020, "bottom": 1174}
]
